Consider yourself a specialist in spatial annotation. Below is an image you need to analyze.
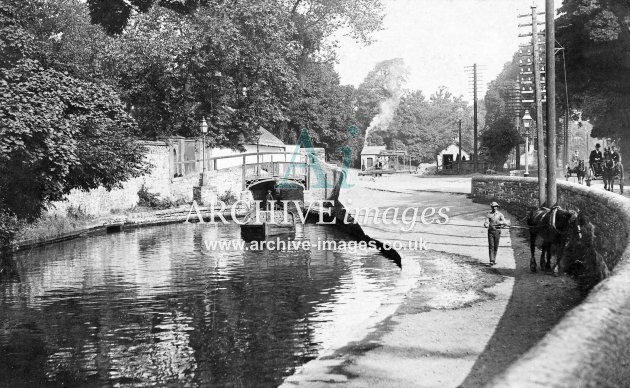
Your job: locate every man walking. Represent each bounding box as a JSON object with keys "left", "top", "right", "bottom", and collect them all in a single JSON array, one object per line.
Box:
[{"left": 483, "top": 201, "right": 509, "bottom": 265}]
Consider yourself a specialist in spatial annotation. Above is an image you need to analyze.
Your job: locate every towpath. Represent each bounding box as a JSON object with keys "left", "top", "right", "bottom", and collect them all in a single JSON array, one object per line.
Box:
[{"left": 282, "top": 174, "right": 584, "bottom": 387}]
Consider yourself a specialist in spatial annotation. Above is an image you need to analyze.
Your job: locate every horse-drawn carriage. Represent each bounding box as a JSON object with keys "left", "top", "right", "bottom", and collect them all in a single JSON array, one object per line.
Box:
[
  {"left": 566, "top": 154, "right": 624, "bottom": 193},
  {"left": 586, "top": 158, "right": 624, "bottom": 193}
]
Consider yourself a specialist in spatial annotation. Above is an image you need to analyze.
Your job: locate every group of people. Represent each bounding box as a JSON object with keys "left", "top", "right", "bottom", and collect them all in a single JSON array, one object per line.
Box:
[
  {"left": 569, "top": 143, "right": 621, "bottom": 175},
  {"left": 570, "top": 143, "right": 622, "bottom": 172}
]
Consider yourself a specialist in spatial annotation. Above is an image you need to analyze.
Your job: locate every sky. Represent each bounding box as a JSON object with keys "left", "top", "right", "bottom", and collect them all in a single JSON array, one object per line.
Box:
[{"left": 334, "top": 0, "right": 560, "bottom": 101}]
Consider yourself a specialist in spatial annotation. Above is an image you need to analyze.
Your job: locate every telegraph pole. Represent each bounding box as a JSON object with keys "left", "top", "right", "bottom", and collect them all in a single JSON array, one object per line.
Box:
[
  {"left": 473, "top": 64, "right": 478, "bottom": 173},
  {"left": 507, "top": 80, "right": 522, "bottom": 170},
  {"left": 546, "top": 0, "right": 557, "bottom": 206},
  {"left": 518, "top": 4, "right": 547, "bottom": 206},
  {"left": 532, "top": 4, "right": 546, "bottom": 206},
  {"left": 458, "top": 119, "right": 462, "bottom": 174},
  {"left": 465, "top": 64, "right": 484, "bottom": 173}
]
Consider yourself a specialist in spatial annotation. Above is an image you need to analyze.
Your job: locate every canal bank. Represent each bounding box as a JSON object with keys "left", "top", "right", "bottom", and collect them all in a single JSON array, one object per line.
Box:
[{"left": 282, "top": 175, "right": 584, "bottom": 387}]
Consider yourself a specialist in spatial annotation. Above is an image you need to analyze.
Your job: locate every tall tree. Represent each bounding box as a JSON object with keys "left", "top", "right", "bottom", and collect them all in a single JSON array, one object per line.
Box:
[
  {"left": 283, "top": 62, "right": 358, "bottom": 162},
  {"left": 82, "top": 0, "right": 384, "bottom": 146},
  {"left": 0, "top": 0, "right": 148, "bottom": 249},
  {"left": 482, "top": 53, "right": 523, "bottom": 169},
  {"left": 556, "top": 0, "right": 630, "bottom": 140},
  {"left": 382, "top": 87, "right": 473, "bottom": 164}
]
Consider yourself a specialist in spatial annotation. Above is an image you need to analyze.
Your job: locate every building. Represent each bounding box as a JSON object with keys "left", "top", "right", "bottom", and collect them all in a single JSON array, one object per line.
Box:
[
  {"left": 360, "top": 146, "right": 387, "bottom": 169},
  {"left": 437, "top": 143, "right": 470, "bottom": 170}
]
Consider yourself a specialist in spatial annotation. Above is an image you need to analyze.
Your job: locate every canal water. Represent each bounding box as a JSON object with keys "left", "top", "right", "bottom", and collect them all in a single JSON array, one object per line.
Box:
[{"left": 0, "top": 223, "right": 419, "bottom": 387}]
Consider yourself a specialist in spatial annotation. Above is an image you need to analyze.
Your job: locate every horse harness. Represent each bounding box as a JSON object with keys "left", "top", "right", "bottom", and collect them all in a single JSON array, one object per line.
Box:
[
  {"left": 532, "top": 206, "right": 580, "bottom": 238},
  {"left": 532, "top": 206, "right": 559, "bottom": 234}
]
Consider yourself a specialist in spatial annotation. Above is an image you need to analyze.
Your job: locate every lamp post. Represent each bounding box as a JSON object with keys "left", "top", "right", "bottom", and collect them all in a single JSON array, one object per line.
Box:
[
  {"left": 522, "top": 110, "right": 532, "bottom": 177},
  {"left": 200, "top": 116, "right": 208, "bottom": 185}
]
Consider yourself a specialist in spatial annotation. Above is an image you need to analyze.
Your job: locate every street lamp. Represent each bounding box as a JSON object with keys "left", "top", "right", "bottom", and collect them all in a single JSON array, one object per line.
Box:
[
  {"left": 522, "top": 109, "right": 532, "bottom": 177},
  {"left": 200, "top": 116, "right": 208, "bottom": 184}
]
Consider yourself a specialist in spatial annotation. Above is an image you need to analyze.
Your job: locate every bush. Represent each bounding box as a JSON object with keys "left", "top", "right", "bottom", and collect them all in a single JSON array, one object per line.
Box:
[
  {"left": 218, "top": 189, "right": 237, "bottom": 205},
  {"left": 137, "top": 184, "right": 172, "bottom": 209},
  {"left": 0, "top": 210, "right": 19, "bottom": 253},
  {"left": 66, "top": 204, "right": 91, "bottom": 220}
]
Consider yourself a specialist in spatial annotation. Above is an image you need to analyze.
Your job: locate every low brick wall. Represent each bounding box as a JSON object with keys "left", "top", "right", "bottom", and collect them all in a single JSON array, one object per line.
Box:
[{"left": 472, "top": 176, "right": 630, "bottom": 386}]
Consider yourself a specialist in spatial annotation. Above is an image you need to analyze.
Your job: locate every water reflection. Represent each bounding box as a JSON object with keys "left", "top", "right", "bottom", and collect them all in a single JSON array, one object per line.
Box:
[{"left": 0, "top": 223, "right": 403, "bottom": 387}]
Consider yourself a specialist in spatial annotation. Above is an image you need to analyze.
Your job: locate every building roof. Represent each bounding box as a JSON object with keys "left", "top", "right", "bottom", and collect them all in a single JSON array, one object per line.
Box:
[
  {"left": 379, "top": 150, "right": 407, "bottom": 156},
  {"left": 256, "top": 127, "right": 285, "bottom": 147},
  {"left": 440, "top": 143, "right": 470, "bottom": 155},
  {"left": 361, "top": 145, "right": 387, "bottom": 155}
]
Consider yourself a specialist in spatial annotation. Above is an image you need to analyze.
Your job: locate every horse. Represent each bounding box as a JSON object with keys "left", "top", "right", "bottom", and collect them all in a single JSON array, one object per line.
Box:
[
  {"left": 526, "top": 206, "right": 584, "bottom": 274},
  {"left": 602, "top": 157, "right": 624, "bottom": 193},
  {"left": 566, "top": 160, "right": 586, "bottom": 184}
]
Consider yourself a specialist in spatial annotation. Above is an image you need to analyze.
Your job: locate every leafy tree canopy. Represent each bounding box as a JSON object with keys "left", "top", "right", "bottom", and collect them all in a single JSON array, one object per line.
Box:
[
  {"left": 76, "top": 1, "right": 384, "bottom": 146},
  {"left": 0, "top": 0, "right": 148, "bottom": 248},
  {"left": 378, "top": 86, "right": 473, "bottom": 163},
  {"left": 557, "top": 0, "right": 630, "bottom": 138},
  {"left": 281, "top": 62, "right": 359, "bottom": 162},
  {"left": 0, "top": 60, "right": 148, "bottom": 221},
  {"left": 481, "top": 54, "right": 523, "bottom": 169}
]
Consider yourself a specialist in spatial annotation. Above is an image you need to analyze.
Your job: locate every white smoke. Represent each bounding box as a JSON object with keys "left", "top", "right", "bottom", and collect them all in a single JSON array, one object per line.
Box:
[
  {"left": 362, "top": 59, "right": 409, "bottom": 146},
  {"left": 364, "top": 99, "right": 399, "bottom": 145}
]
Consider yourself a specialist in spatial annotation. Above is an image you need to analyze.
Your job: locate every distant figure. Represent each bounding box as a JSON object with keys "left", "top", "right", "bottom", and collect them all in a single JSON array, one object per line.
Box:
[
  {"left": 610, "top": 145, "right": 621, "bottom": 165},
  {"left": 571, "top": 150, "right": 580, "bottom": 165},
  {"left": 265, "top": 190, "right": 274, "bottom": 211}
]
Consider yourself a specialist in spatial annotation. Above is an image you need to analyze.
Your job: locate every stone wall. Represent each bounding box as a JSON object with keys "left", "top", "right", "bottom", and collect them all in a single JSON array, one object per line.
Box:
[
  {"left": 208, "top": 167, "right": 247, "bottom": 199},
  {"left": 471, "top": 176, "right": 629, "bottom": 269},
  {"left": 49, "top": 141, "right": 173, "bottom": 217},
  {"left": 48, "top": 142, "right": 347, "bottom": 217},
  {"left": 471, "top": 176, "right": 630, "bottom": 387}
]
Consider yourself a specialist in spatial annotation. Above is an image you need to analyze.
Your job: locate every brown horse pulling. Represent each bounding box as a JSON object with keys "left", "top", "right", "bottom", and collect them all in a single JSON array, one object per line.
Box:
[{"left": 526, "top": 206, "right": 584, "bottom": 274}]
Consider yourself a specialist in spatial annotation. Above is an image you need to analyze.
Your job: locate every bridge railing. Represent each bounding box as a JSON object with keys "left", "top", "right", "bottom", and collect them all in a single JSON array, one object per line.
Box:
[
  {"left": 202, "top": 151, "right": 308, "bottom": 171},
  {"left": 242, "top": 161, "right": 309, "bottom": 189}
]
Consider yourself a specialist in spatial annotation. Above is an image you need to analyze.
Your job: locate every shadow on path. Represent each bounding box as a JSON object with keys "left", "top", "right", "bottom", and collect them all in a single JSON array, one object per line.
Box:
[{"left": 458, "top": 228, "right": 586, "bottom": 387}]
